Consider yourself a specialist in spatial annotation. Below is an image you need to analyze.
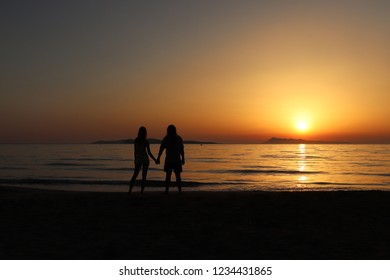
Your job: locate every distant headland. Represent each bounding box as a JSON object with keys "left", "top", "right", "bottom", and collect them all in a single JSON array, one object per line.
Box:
[
  {"left": 91, "top": 138, "right": 217, "bottom": 144},
  {"left": 263, "top": 137, "right": 350, "bottom": 144}
]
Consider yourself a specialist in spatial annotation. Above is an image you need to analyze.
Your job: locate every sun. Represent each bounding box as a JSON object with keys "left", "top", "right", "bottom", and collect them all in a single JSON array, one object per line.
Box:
[{"left": 296, "top": 120, "right": 309, "bottom": 132}]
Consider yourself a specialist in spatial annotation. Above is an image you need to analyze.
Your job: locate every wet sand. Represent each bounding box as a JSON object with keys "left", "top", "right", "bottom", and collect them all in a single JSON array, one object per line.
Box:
[{"left": 1, "top": 186, "right": 389, "bottom": 259}]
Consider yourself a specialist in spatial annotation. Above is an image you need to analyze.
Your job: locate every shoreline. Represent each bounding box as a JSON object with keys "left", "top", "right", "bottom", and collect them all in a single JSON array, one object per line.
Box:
[{"left": 1, "top": 186, "right": 390, "bottom": 259}]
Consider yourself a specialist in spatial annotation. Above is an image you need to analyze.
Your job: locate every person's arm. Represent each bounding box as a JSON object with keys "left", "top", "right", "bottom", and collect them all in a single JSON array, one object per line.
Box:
[
  {"left": 133, "top": 142, "right": 137, "bottom": 162},
  {"left": 146, "top": 141, "right": 156, "bottom": 161},
  {"left": 156, "top": 140, "right": 165, "bottom": 164},
  {"left": 181, "top": 149, "right": 185, "bottom": 165},
  {"left": 180, "top": 139, "right": 185, "bottom": 165}
]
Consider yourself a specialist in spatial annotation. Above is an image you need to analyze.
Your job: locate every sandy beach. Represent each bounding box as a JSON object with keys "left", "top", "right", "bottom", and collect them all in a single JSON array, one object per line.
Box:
[{"left": 1, "top": 186, "right": 389, "bottom": 260}]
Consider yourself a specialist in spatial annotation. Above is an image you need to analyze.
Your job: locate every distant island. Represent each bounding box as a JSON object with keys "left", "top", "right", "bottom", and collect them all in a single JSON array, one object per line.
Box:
[
  {"left": 263, "top": 137, "right": 350, "bottom": 144},
  {"left": 91, "top": 138, "right": 217, "bottom": 144}
]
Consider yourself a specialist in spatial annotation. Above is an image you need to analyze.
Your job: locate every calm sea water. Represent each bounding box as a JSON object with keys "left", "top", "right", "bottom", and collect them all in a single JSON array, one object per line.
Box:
[{"left": 0, "top": 144, "right": 390, "bottom": 192}]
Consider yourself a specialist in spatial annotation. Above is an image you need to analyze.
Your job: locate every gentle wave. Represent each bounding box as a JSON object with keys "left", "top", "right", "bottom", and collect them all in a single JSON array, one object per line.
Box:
[
  {"left": 191, "top": 158, "right": 227, "bottom": 163},
  {"left": 58, "top": 158, "right": 118, "bottom": 161},
  {"left": 261, "top": 154, "right": 328, "bottom": 159},
  {"left": 206, "top": 169, "right": 325, "bottom": 175},
  {"left": 57, "top": 158, "right": 130, "bottom": 163},
  {"left": 46, "top": 163, "right": 105, "bottom": 167},
  {"left": 341, "top": 172, "right": 390, "bottom": 177},
  {"left": 45, "top": 163, "right": 161, "bottom": 172},
  {"left": 0, "top": 167, "right": 27, "bottom": 170},
  {"left": 353, "top": 163, "right": 386, "bottom": 167},
  {"left": 306, "top": 181, "right": 388, "bottom": 186},
  {"left": 242, "top": 165, "right": 283, "bottom": 169},
  {"left": 261, "top": 155, "right": 298, "bottom": 159},
  {"left": 92, "top": 167, "right": 161, "bottom": 172}
]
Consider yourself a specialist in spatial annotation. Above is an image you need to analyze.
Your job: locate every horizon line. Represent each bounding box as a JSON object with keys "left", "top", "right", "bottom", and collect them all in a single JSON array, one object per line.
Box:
[{"left": 2, "top": 136, "right": 390, "bottom": 145}]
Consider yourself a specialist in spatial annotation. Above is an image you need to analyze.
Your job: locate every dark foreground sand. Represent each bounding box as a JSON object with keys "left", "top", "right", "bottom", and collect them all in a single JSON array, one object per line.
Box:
[{"left": 1, "top": 186, "right": 389, "bottom": 259}]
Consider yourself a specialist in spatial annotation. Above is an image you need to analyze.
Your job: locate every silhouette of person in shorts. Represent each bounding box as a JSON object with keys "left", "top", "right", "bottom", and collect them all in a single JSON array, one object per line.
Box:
[{"left": 156, "top": 125, "right": 185, "bottom": 193}]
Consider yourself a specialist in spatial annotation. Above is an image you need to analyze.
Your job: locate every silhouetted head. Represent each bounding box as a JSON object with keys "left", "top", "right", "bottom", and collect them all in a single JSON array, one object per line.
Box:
[
  {"left": 137, "top": 126, "right": 147, "bottom": 141},
  {"left": 167, "top": 124, "right": 177, "bottom": 137}
]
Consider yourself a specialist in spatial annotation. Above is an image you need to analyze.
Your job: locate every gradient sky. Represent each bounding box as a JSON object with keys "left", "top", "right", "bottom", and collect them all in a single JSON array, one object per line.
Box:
[{"left": 1, "top": 0, "right": 390, "bottom": 143}]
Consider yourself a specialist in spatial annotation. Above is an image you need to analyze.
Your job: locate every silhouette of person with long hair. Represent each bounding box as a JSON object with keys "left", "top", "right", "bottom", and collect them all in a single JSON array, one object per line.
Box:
[
  {"left": 129, "top": 126, "right": 157, "bottom": 193},
  {"left": 156, "top": 125, "right": 185, "bottom": 193}
]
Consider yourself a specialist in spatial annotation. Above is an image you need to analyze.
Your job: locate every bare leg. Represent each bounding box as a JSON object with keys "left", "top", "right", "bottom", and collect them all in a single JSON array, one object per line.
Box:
[
  {"left": 129, "top": 163, "right": 142, "bottom": 193},
  {"left": 175, "top": 171, "right": 182, "bottom": 193},
  {"left": 165, "top": 170, "right": 172, "bottom": 193},
  {"left": 141, "top": 162, "right": 149, "bottom": 193}
]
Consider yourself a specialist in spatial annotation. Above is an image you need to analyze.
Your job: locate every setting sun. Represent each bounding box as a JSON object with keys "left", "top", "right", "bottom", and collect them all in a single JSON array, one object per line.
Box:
[{"left": 296, "top": 121, "right": 309, "bottom": 132}]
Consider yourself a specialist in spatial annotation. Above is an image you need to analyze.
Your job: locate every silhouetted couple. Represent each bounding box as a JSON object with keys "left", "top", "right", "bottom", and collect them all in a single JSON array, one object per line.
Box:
[{"left": 128, "top": 125, "right": 185, "bottom": 194}]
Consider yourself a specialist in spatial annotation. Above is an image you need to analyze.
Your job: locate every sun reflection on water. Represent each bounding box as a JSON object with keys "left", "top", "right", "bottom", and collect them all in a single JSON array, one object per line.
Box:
[
  {"left": 299, "top": 175, "right": 307, "bottom": 182},
  {"left": 297, "top": 144, "right": 307, "bottom": 185}
]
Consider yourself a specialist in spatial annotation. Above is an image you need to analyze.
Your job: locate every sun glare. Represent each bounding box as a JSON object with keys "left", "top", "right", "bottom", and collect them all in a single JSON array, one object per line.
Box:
[{"left": 296, "top": 120, "right": 309, "bottom": 132}]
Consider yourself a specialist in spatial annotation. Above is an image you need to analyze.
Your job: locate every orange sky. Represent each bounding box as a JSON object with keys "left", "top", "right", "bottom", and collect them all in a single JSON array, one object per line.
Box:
[{"left": 1, "top": 1, "right": 390, "bottom": 143}]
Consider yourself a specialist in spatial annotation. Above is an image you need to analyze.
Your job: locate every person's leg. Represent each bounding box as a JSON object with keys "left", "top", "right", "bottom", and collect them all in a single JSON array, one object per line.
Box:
[
  {"left": 175, "top": 171, "right": 182, "bottom": 193},
  {"left": 129, "top": 163, "right": 142, "bottom": 193},
  {"left": 165, "top": 170, "right": 172, "bottom": 193},
  {"left": 141, "top": 162, "right": 149, "bottom": 193}
]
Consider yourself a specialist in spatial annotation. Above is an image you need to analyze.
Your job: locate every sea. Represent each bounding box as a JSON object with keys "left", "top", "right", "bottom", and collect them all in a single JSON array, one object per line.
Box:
[{"left": 1, "top": 144, "right": 390, "bottom": 192}]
